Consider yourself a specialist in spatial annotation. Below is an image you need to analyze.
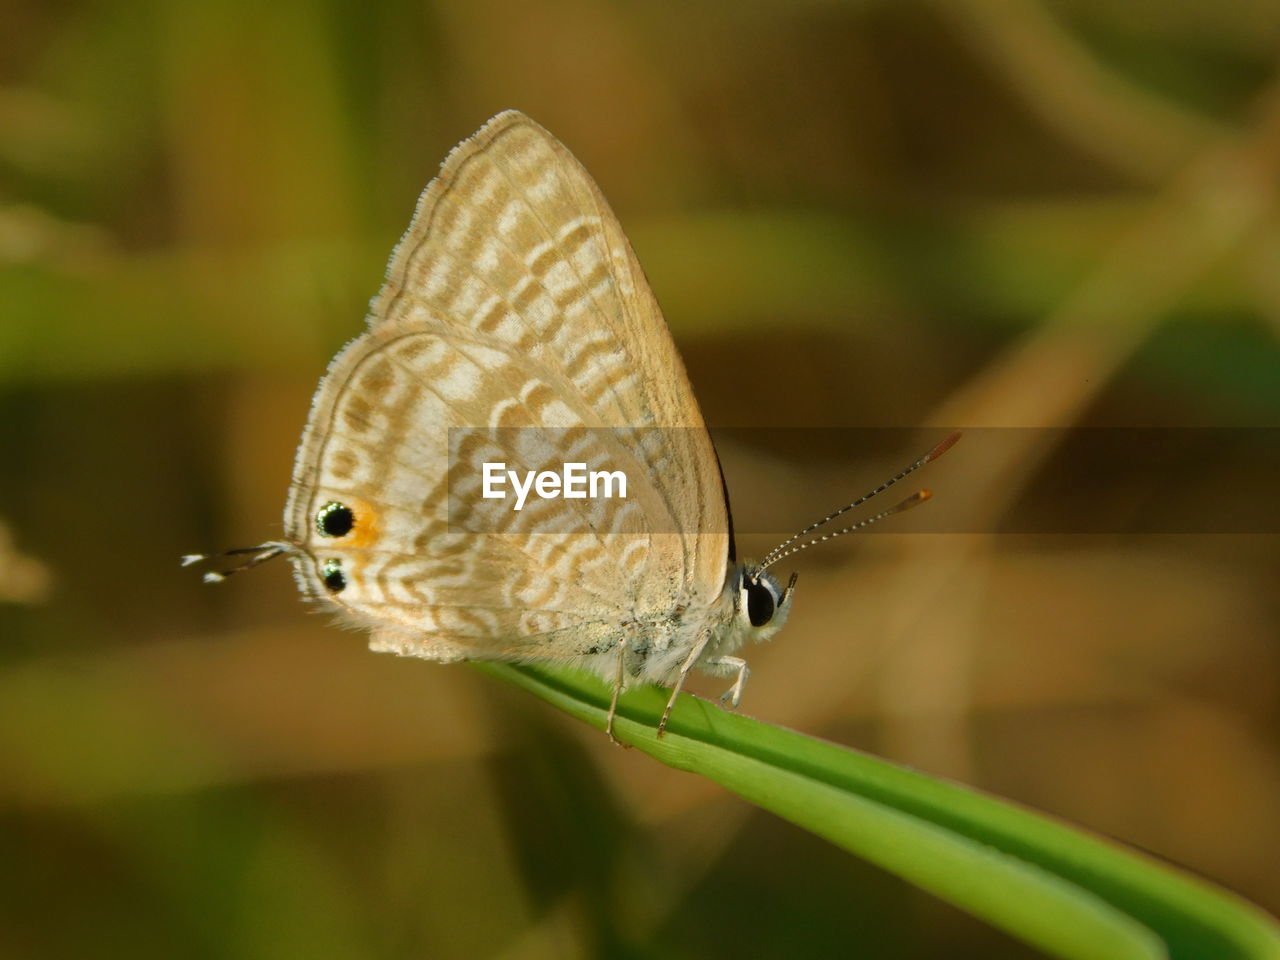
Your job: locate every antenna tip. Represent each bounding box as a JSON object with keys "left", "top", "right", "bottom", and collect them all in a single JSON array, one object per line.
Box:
[
  {"left": 180, "top": 554, "right": 206, "bottom": 567},
  {"left": 923, "top": 431, "right": 962, "bottom": 463},
  {"left": 892, "top": 489, "right": 932, "bottom": 514},
  {"left": 202, "top": 571, "right": 226, "bottom": 584}
]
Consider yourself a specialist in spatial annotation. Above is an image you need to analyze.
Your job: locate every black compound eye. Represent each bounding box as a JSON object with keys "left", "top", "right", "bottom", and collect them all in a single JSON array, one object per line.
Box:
[
  {"left": 321, "top": 558, "right": 346, "bottom": 593},
  {"left": 746, "top": 577, "right": 775, "bottom": 627},
  {"left": 316, "top": 501, "right": 355, "bottom": 538}
]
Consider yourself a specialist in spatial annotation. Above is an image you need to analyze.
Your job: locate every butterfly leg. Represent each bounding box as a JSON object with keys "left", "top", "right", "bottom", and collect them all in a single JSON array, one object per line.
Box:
[
  {"left": 658, "top": 633, "right": 716, "bottom": 737},
  {"left": 658, "top": 677, "right": 687, "bottom": 738},
  {"left": 606, "top": 634, "right": 628, "bottom": 745},
  {"left": 705, "top": 656, "right": 750, "bottom": 709}
]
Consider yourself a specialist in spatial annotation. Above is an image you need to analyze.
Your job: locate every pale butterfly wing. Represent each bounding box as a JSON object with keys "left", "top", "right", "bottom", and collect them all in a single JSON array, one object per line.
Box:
[{"left": 284, "top": 110, "right": 730, "bottom": 668}]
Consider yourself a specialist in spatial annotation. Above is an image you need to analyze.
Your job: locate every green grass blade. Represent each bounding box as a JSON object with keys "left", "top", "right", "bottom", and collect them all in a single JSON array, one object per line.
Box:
[{"left": 476, "top": 662, "right": 1280, "bottom": 960}]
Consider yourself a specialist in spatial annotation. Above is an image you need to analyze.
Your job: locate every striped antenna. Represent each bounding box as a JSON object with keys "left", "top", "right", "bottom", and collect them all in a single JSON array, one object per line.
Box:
[{"left": 759, "top": 431, "right": 960, "bottom": 571}]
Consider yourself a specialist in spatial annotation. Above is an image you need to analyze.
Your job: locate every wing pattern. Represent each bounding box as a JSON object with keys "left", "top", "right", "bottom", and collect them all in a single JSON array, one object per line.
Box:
[{"left": 284, "top": 112, "right": 728, "bottom": 666}]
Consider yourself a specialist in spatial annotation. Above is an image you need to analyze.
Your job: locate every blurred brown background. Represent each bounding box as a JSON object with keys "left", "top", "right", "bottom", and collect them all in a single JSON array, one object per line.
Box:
[{"left": 2, "top": 1, "right": 1279, "bottom": 957}]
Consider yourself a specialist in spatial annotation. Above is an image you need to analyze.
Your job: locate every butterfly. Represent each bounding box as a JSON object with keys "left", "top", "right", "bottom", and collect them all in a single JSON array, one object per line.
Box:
[{"left": 186, "top": 110, "right": 957, "bottom": 739}]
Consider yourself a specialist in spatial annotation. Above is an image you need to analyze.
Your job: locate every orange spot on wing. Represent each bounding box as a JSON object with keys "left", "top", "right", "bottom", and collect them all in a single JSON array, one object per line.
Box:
[{"left": 340, "top": 496, "right": 382, "bottom": 550}]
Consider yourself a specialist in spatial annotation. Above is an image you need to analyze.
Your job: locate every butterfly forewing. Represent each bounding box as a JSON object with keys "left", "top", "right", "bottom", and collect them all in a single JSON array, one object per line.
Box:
[{"left": 284, "top": 111, "right": 729, "bottom": 663}]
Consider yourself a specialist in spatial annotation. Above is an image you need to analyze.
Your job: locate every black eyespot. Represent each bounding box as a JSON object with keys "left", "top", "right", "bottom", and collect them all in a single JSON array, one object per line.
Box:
[
  {"left": 321, "top": 559, "right": 346, "bottom": 593},
  {"left": 746, "top": 577, "right": 775, "bottom": 627},
  {"left": 316, "top": 501, "right": 355, "bottom": 538}
]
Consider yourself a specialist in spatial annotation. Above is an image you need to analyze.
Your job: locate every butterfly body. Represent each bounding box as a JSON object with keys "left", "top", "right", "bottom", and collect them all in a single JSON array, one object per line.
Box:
[{"left": 275, "top": 111, "right": 793, "bottom": 732}]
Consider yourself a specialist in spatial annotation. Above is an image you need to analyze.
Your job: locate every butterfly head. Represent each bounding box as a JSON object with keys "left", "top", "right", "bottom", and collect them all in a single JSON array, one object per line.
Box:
[{"left": 731, "top": 564, "right": 797, "bottom": 645}]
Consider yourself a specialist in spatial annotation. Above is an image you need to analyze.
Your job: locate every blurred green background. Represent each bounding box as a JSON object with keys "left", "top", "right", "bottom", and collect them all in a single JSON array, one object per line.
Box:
[{"left": 3, "top": 1, "right": 1279, "bottom": 957}]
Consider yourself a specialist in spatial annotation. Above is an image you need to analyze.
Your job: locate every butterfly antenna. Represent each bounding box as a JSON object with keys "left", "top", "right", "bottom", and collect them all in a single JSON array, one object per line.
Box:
[
  {"left": 759, "top": 431, "right": 960, "bottom": 571},
  {"left": 181, "top": 541, "right": 292, "bottom": 583}
]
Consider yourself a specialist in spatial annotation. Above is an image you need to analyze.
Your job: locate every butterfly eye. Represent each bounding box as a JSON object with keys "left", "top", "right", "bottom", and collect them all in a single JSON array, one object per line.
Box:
[
  {"left": 745, "top": 577, "right": 776, "bottom": 627},
  {"left": 316, "top": 501, "right": 355, "bottom": 538},
  {"left": 321, "top": 558, "right": 347, "bottom": 593}
]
